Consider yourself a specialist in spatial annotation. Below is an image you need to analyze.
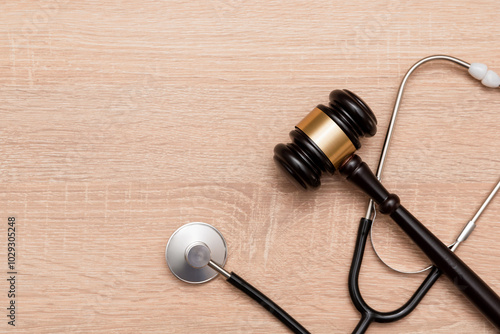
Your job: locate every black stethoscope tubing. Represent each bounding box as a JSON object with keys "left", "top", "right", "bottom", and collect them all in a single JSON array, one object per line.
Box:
[{"left": 349, "top": 217, "right": 442, "bottom": 333}]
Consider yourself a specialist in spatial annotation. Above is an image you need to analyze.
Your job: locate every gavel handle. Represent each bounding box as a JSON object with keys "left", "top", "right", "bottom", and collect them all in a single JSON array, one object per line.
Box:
[{"left": 339, "top": 154, "right": 500, "bottom": 329}]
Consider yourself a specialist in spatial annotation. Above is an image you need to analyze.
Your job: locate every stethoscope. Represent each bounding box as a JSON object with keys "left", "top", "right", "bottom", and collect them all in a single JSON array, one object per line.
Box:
[{"left": 165, "top": 55, "right": 500, "bottom": 333}]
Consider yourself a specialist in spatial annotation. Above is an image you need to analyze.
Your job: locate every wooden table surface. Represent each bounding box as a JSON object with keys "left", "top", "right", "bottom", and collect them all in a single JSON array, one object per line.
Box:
[{"left": 0, "top": 1, "right": 499, "bottom": 333}]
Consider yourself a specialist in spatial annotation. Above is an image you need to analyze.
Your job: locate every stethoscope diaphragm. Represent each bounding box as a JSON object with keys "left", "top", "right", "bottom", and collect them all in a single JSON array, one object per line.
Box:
[{"left": 165, "top": 222, "right": 227, "bottom": 284}]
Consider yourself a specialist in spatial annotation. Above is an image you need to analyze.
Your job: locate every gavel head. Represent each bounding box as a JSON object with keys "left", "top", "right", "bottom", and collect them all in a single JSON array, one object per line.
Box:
[{"left": 273, "top": 89, "right": 377, "bottom": 190}]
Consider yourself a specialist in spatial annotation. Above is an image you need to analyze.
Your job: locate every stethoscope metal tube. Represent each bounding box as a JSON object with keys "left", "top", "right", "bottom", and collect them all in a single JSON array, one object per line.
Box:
[
  {"left": 451, "top": 180, "right": 500, "bottom": 252},
  {"left": 208, "top": 259, "right": 230, "bottom": 279}
]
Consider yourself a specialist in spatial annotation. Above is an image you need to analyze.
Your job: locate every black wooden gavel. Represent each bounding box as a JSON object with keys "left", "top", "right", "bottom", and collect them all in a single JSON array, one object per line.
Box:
[{"left": 273, "top": 89, "right": 500, "bottom": 329}]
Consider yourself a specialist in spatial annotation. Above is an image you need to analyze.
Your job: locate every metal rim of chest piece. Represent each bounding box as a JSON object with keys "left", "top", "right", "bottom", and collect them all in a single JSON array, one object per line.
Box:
[{"left": 165, "top": 222, "right": 228, "bottom": 284}]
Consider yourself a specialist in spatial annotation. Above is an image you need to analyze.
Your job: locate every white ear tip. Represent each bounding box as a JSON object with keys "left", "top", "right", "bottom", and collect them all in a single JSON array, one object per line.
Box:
[
  {"left": 469, "top": 63, "right": 488, "bottom": 80},
  {"left": 481, "top": 70, "right": 500, "bottom": 88}
]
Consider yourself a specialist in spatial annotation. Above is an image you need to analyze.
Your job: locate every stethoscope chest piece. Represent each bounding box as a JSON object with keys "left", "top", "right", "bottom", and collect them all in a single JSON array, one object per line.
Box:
[{"left": 166, "top": 222, "right": 227, "bottom": 284}]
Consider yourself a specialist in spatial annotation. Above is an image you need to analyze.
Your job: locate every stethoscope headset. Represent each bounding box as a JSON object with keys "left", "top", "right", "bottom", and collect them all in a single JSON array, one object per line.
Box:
[{"left": 165, "top": 55, "right": 500, "bottom": 333}]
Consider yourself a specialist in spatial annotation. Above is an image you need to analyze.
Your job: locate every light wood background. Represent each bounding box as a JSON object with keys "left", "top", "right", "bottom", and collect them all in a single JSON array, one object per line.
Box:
[{"left": 0, "top": 1, "right": 499, "bottom": 333}]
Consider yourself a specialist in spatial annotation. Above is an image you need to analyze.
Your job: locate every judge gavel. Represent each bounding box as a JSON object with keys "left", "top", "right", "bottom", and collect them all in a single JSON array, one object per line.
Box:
[{"left": 273, "top": 89, "right": 500, "bottom": 329}]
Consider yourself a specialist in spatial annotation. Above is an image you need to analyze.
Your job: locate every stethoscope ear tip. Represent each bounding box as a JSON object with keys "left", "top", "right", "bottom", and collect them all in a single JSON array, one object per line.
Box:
[{"left": 165, "top": 222, "right": 228, "bottom": 284}]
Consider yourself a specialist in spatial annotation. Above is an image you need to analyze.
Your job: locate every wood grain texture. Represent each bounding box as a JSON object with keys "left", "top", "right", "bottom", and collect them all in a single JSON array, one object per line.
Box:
[{"left": 0, "top": 0, "right": 499, "bottom": 333}]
